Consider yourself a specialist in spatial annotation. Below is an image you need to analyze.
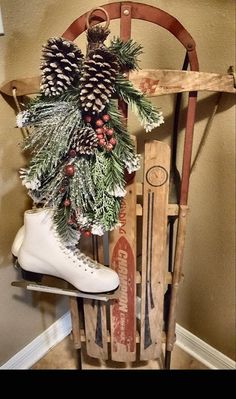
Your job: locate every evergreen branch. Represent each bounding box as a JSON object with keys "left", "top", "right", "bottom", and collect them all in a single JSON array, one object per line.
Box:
[
  {"left": 70, "top": 157, "right": 96, "bottom": 212},
  {"left": 105, "top": 153, "right": 124, "bottom": 191},
  {"left": 23, "top": 108, "right": 82, "bottom": 183},
  {"left": 106, "top": 101, "right": 135, "bottom": 155},
  {"left": 27, "top": 89, "right": 80, "bottom": 107},
  {"left": 23, "top": 101, "right": 81, "bottom": 150},
  {"left": 53, "top": 207, "right": 79, "bottom": 245},
  {"left": 106, "top": 101, "right": 140, "bottom": 175},
  {"left": 115, "top": 74, "right": 164, "bottom": 132},
  {"left": 109, "top": 37, "right": 143, "bottom": 71},
  {"left": 91, "top": 191, "right": 121, "bottom": 231},
  {"left": 90, "top": 151, "right": 122, "bottom": 231},
  {"left": 93, "top": 150, "right": 124, "bottom": 193}
]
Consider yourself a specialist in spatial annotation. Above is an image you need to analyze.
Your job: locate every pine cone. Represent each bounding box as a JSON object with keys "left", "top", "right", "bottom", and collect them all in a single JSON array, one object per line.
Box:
[
  {"left": 79, "top": 48, "right": 118, "bottom": 114},
  {"left": 73, "top": 127, "right": 98, "bottom": 155},
  {"left": 40, "top": 37, "right": 84, "bottom": 97}
]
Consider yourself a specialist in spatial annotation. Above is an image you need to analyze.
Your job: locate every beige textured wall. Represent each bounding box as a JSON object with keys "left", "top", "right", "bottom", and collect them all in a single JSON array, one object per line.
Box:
[{"left": 0, "top": 0, "right": 235, "bottom": 365}]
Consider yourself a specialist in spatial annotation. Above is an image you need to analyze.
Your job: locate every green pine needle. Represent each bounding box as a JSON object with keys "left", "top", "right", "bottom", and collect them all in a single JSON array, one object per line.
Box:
[
  {"left": 53, "top": 207, "right": 78, "bottom": 245},
  {"left": 114, "top": 74, "right": 164, "bottom": 131},
  {"left": 109, "top": 37, "right": 143, "bottom": 71}
]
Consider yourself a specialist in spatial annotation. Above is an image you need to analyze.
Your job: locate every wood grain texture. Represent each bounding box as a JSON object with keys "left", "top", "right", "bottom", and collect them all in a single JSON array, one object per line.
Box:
[
  {"left": 1, "top": 70, "right": 235, "bottom": 97},
  {"left": 166, "top": 205, "right": 189, "bottom": 351},
  {"left": 69, "top": 297, "right": 81, "bottom": 350},
  {"left": 140, "top": 140, "right": 170, "bottom": 360},
  {"left": 83, "top": 237, "right": 108, "bottom": 360},
  {"left": 109, "top": 137, "right": 137, "bottom": 362},
  {"left": 83, "top": 298, "right": 108, "bottom": 359},
  {"left": 136, "top": 203, "right": 179, "bottom": 216},
  {"left": 0, "top": 76, "right": 40, "bottom": 96},
  {"left": 130, "top": 69, "right": 236, "bottom": 95}
]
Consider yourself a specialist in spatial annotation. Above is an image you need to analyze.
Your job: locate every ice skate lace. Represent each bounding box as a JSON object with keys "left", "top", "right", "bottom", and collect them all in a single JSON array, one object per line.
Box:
[
  {"left": 60, "top": 246, "right": 100, "bottom": 272},
  {"left": 75, "top": 249, "right": 100, "bottom": 270},
  {"left": 54, "top": 228, "right": 100, "bottom": 272}
]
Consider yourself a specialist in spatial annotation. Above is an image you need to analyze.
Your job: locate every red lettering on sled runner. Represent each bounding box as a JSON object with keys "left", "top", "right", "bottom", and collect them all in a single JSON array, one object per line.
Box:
[{"left": 111, "top": 236, "right": 135, "bottom": 352}]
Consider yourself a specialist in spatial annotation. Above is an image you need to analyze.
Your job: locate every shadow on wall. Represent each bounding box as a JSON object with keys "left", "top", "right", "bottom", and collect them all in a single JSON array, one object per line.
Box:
[
  {"left": 136, "top": 92, "right": 235, "bottom": 154},
  {"left": 11, "top": 270, "right": 67, "bottom": 329}
]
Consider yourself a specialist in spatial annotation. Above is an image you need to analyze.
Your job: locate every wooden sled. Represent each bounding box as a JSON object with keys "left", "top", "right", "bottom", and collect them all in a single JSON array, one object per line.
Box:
[{"left": 1, "top": 2, "right": 235, "bottom": 369}]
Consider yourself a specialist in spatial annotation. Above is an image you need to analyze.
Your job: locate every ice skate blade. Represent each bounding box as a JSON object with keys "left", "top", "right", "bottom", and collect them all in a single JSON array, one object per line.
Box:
[{"left": 11, "top": 280, "right": 120, "bottom": 302}]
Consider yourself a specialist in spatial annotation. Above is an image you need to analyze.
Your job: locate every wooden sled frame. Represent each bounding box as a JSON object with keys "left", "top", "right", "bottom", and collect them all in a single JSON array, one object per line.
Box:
[
  {"left": 1, "top": 2, "right": 235, "bottom": 369},
  {"left": 64, "top": 1, "right": 199, "bottom": 368}
]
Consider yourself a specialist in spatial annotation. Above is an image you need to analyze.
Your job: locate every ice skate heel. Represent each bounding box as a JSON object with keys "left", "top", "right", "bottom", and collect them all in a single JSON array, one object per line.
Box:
[{"left": 20, "top": 267, "right": 43, "bottom": 283}]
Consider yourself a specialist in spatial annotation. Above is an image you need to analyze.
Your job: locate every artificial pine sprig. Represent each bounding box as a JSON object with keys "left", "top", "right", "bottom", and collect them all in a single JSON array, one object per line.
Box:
[
  {"left": 17, "top": 27, "right": 164, "bottom": 244},
  {"left": 115, "top": 74, "right": 164, "bottom": 132},
  {"left": 53, "top": 207, "right": 79, "bottom": 246},
  {"left": 109, "top": 37, "right": 143, "bottom": 71},
  {"left": 69, "top": 157, "right": 96, "bottom": 212},
  {"left": 106, "top": 101, "right": 140, "bottom": 173},
  {"left": 20, "top": 105, "right": 83, "bottom": 187}
]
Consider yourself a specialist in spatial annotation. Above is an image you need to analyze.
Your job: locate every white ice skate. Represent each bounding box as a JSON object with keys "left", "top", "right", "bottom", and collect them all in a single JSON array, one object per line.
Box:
[
  {"left": 11, "top": 225, "right": 24, "bottom": 258},
  {"left": 13, "top": 208, "right": 119, "bottom": 297}
]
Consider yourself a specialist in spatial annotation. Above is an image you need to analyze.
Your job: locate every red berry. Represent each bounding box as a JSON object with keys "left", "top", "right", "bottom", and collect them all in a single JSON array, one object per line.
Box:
[
  {"left": 95, "top": 119, "right": 104, "bottom": 127},
  {"left": 83, "top": 230, "right": 91, "bottom": 238},
  {"left": 84, "top": 115, "right": 92, "bottom": 123},
  {"left": 109, "top": 137, "right": 116, "bottom": 146},
  {"left": 96, "top": 134, "right": 104, "bottom": 140},
  {"left": 106, "top": 128, "right": 114, "bottom": 136},
  {"left": 98, "top": 138, "right": 105, "bottom": 146},
  {"left": 96, "top": 128, "right": 104, "bottom": 135},
  {"left": 64, "top": 164, "right": 75, "bottom": 177},
  {"left": 68, "top": 149, "right": 76, "bottom": 158},
  {"left": 106, "top": 143, "right": 113, "bottom": 151},
  {"left": 124, "top": 169, "right": 136, "bottom": 185},
  {"left": 59, "top": 187, "right": 65, "bottom": 193},
  {"left": 102, "top": 114, "right": 110, "bottom": 122},
  {"left": 63, "top": 199, "right": 71, "bottom": 207}
]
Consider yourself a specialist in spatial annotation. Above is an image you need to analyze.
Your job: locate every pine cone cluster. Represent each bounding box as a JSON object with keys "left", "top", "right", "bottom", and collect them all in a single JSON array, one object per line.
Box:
[
  {"left": 73, "top": 127, "right": 98, "bottom": 155},
  {"left": 40, "top": 37, "right": 84, "bottom": 97},
  {"left": 80, "top": 48, "right": 118, "bottom": 114}
]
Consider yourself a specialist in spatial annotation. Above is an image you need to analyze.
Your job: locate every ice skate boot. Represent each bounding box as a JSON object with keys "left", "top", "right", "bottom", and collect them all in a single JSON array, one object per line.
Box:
[
  {"left": 17, "top": 208, "right": 119, "bottom": 293},
  {"left": 11, "top": 225, "right": 24, "bottom": 258}
]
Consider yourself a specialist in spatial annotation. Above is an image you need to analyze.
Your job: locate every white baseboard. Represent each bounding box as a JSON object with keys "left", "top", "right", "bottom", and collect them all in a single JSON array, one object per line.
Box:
[
  {"left": 176, "top": 324, "right": 235, "bottom": 370},
  {"left": 0, "top": 312, "right": 72, "bottom": 369},
  {"left": 1, "top": 312, "right": 235, "bottom": 370}
]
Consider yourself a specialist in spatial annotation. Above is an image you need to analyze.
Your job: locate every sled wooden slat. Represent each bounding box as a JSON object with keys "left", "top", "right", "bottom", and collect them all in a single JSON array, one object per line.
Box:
[
  {"left": 83, "top": 237, "right": 108, "bottom": 360},
  {"left": 137, "top": 203, "right": 179, "bottom": 217},
  {"left": 136, "top": 182, "right": 143, "bottom": 195},
  {"left": 140, "top": 140, "right": 170, "bottom": 360},
  {"left": 136, "top": 270, "right": 172, "bottom": 284},
  {"left": 69, "top": 297, "right": 81, "bottom": 350},
  {"left": 0, "top": 77, "right": 41, "bottom": 96},
  {"left": 109, "top": 138, "right": 137, "bottom": 362},
  {"left": 79, "top": 329, "right": 167, "bottom": 344},
  {"left": 1, "top": 69, "right": 235, "bottom": 97},
  {"left": 130, "top": 69, "right": 236, "bottom": 95},
  {"left": 83, "top": 298, "right": 108, "bottom": 359}
]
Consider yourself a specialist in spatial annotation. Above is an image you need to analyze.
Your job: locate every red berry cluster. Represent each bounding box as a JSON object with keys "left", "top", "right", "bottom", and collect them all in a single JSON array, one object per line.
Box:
[
  {"left": 67, "top": 215, "right": 87, "bottom": 235},
  {"left": 84, "top": 114, "right": 116, "bottom": 152}
]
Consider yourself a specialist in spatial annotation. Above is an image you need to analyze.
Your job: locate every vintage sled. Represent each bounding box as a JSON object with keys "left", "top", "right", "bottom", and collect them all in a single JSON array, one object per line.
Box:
[{"left": 1, "top": 2, "right": 235, "bottom": 369}]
